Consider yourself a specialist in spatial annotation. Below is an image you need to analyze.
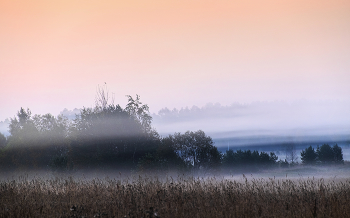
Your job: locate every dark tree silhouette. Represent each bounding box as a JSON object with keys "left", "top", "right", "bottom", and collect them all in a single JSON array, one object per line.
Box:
[
  {"left": 69, "top": 104, "right": 155, "bottom": 169},
  {"left": 2, "top": 108, "right": 70, "bottom": 170},
  {"left": 68, "top": 89, "right": 159, "bottom": 170},
  {"left": 301, "top": 144, "right": 343, "bottom": 165},
  {"left": 0, "top": 132, "right": 6, "bottom": 149},
  {"left": 164, "top": 130, "right": 221, "bottom": 171},
  {"left": 1, "top": 87, "right": 345, "bottom": 172},
  {"left": 300, "top": 146, "right": 318, "bottom": 165},
  {"left": 332, "top": 144, "right": 344, "bottom": 164},
  {"left": 222, "top": 149, "right": 278, "bottom": 171},
  {"left": 317, "top": 144, "right": 334, "bottom": 164}
]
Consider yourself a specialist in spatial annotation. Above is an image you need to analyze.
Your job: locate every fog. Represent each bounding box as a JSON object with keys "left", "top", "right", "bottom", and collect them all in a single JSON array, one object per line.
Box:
[
  {"left": 1, "top": 99, "right": 349, "bottom": 169},
  {"left": 0, "top": 119, "right": 10, "bottom": 136},
  {"left": 2, "top": 100, "right": 349, "bottom": 138},
  {"left": 53, "top": 101, "right": 350, "bottom": 151},
  {"left": 61, "top": 100, "right": 350, "bottom": 161},
  {"left": 2, "top": 164, "right": 350, "bottom": 184},
  {"left": 151, "top": 100, "right": 350, "bottom": 137}
]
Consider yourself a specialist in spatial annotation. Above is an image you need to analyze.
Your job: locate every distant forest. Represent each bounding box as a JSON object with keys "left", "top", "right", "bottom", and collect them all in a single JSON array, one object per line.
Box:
[
  {"left": 0, "top": 88, "right": 345, "bottom": 173},
  {"left": 152, "top": 100, "right": 350, "bottom": 124}
]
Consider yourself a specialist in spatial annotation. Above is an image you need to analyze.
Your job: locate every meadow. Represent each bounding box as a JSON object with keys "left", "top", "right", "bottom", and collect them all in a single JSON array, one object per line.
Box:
[{"left": 1, "top": 170, "right": 350, "bottom": 218}]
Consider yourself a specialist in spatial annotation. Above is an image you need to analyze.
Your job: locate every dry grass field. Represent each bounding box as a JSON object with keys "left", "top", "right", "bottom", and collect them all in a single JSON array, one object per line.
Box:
[{"left": 1, "top": 172, "right": 350, "bottom": 218}]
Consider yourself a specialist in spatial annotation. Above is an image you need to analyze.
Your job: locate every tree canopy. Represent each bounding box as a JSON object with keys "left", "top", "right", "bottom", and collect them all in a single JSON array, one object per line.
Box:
[
  {"left": 163, "top": 130, "right": 221, "bottom": 171},
  {"left": 222, "top": 149, "right": 278, "bottom": 171},
  {"left": 300, "top": 146, "right": 318, "bottom": 165},
  {"left": 301, "top": 144, "right": 343, "bottom": 165}
]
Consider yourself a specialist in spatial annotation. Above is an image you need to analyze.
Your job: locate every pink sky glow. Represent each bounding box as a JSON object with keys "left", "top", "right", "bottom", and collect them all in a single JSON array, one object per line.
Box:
[{"left": 1, "top": 0, "right": 349, "bottom": 121}]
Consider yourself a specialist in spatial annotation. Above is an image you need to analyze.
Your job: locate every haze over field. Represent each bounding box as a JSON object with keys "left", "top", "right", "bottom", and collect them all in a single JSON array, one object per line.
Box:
[
  {"left": 1, "top": 0, "right": 349, "bottom": 122},
  {"left": 2, "top": 3, "right": 350, "bottom": 216},
  {"left": 1, "top": 0, "right": 349, "bottom": 162},
  {"left": 2, "top": 99, "right": 350, "bottom": 138},
  {"left": 151, "top": 101, "right": 350, "bottom": 136}
]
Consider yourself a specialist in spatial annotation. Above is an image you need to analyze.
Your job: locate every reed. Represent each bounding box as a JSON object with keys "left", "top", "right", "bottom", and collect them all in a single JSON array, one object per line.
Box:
[{"left": 1, "top": 174, "right": 350, "bottom": 217}]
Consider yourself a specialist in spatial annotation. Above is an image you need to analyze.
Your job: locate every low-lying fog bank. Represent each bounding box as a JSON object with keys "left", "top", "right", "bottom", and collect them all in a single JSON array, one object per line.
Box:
[
  {"left": 238, "top": 164, "right": 350, "bottom": 180},
  {"left": 2, "top": 163, "right": 350, "bottom": 183},
  {"left": 152, "top": 100, "right": 350, "bottom": 136}
]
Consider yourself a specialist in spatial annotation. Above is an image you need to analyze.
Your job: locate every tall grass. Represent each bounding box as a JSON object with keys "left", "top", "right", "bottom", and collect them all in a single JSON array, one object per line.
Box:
[{"left": 1, "top": 174, "right": 350, "bottom": 217}]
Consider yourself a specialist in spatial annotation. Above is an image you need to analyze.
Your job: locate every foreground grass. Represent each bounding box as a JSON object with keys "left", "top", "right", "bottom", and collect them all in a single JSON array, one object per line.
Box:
[{"left": 1, "top": 174, "right": 350, "bottom": 217}]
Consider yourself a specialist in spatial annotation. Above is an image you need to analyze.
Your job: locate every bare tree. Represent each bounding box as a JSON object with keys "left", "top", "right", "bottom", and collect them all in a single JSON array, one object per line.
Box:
[
  {"left": 95, "top": 83, "right": 114, "bottom": 110},
  {"left": 285, "top": 142, "right": 298, "bottom": 165}
]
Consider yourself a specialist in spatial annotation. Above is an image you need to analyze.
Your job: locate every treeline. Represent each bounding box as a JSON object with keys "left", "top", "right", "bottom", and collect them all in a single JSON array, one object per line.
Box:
[
  {"left": 300, "top": 144, "right": 344, "bottom": 165},
  {"left": 222, "top": 150, "right": 278, "bottom": 171},
  {"left": 220, "top": 143, "right": 344, "bottom": 172},
  {"left": 0, "top": 95, "right": 222, "bottom": 173},
  {"left": 0, "top": 93, "right": 345, "bottom": 173}
]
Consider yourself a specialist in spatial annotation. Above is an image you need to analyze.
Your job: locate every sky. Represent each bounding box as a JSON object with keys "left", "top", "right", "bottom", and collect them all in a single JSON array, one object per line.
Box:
[{"left": 1, "top": 0, "right": 350, "bottom": 121}]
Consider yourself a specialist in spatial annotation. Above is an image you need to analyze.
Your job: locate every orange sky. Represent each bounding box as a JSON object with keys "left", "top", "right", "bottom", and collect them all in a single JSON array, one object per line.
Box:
[{"left": 1, "top": 0, "right": 349, "bottom": 120}]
